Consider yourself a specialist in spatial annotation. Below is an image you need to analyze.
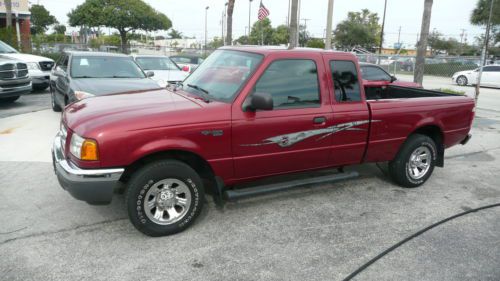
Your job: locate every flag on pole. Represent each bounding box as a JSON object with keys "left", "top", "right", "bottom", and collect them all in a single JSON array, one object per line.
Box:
[{"left": 258, "top": 1, "right": 270, "bottom": 21}]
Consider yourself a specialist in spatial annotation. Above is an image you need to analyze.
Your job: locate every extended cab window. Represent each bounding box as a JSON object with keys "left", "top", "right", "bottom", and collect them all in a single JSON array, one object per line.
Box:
[
  {"left": 330, "top": 60, "right": 361, "bottom": 102},
  {"left": 360, "top": 65, "right": 391, "bottom": 81},
  {"left": 254, "top": 59, "right": 320, "bottom": 109}
]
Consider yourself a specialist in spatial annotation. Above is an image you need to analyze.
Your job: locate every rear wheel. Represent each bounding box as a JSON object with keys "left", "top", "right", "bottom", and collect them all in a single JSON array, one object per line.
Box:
[
  {"left": 456, "top": 75, "right": 468, "bottom": 86},
  {"left": 389, "top": 134, "right": 437, "bottom": 188},
  {"left": 0, "top": 96, "right": 20, "bottom": 103},
  {"left": 126, "top": 159, "right": 205, "bottom": 236},
  {"left": 51, "top": 89, "right": 62, "bottom": 112}
]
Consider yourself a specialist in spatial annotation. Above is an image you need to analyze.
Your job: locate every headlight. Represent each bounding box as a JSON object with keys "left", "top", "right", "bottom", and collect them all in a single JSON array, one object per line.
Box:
[
  {"left": 74, "top": 91, "right": 95, "bottom": 100},
  {"left": 70, "top": 133, "right": 99, "bottom": 161},
  {"left": 26, "top": 62, "right": 41, "bottom": 71}
]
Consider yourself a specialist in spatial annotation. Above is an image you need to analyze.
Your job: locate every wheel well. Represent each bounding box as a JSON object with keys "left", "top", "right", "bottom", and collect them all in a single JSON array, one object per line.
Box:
[
  {"left": 411, "top": 125, "right": 444, "bottom": 167},
  {"left": 120, "top": 150, "right": 217, "bottom": 192}
]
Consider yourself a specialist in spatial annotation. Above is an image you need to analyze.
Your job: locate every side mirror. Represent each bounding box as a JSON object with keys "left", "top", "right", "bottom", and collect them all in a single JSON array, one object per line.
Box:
[
  {"left": 390, "top": 75, "right": 397, "bottom": 82},
  {"left": 243, "top": 92, "right": 273, "bottom": 112},
  {"left": 146, "top": 71, "right": 155, "bottom": 78},
  {"left": 54, "top": 68, "right": 67, "bottom": 77}
]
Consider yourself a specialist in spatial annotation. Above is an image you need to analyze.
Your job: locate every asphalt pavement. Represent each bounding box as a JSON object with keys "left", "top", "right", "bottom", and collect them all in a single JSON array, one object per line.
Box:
[
  {"left": 0, "top": 89, "right": 51, "bottom": 119},
  {"left": 0, "top": 83, "right": 499, "bottom": 281}
]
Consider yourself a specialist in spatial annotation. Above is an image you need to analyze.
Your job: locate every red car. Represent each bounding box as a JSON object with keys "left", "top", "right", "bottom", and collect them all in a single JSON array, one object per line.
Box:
[{"left": 53, "top": 47, "right": 474, "bottom": 236}]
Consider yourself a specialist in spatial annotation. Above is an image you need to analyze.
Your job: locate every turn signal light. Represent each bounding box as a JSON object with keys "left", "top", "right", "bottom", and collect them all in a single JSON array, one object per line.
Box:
[{"left": 81, "top": 139, "right": 99, "bottom": 161}]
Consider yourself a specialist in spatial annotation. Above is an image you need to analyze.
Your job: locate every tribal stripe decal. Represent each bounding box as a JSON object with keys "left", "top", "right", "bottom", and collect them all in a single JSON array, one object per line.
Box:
[{"left": 241, "top": 120, "right": 380, "bottom": 148}]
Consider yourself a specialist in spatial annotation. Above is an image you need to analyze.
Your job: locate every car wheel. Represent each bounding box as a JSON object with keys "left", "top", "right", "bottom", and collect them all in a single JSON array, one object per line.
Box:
[
  {"left": 388, "top": 134, "right": 437, "bottom": 188},
  {"left": 456, "top": 75, "right": 468, "bottom": 86},
  {"left": 126, "top": 159, "right": 205, "bottom": 236},
  {"left": 51, "top": 89, "right": 62, "bottom": 112},
  {"left": 0, "top": 96, "right": 20, "bottom": 103}
]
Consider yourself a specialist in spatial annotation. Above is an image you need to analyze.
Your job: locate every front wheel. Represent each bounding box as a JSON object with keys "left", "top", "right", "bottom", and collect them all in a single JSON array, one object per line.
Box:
[
  {"left": 126, "top": 159, "right": 205, "bottom": 236},
  {"left": 389, "top": 134, "right": 437, "bottom": 188},
  {"left": 456, "top": 75, "right": 468, "bottom": 86},
  {"left": 51, "top": 89, "right": 62, "bottom": 112}
]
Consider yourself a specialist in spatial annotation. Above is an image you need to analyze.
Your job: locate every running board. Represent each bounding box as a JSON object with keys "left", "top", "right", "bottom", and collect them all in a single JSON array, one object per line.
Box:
[{"left": 224, "top": 171, "right": 359, "bottom": 201}]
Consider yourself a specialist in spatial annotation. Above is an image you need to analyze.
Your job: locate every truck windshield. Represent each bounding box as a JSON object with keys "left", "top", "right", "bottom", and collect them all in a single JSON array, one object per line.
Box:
[
  {"left": 181, "top": 50, "right": 263, "bottom": 102},
  {"left": 71, "top": 56, "right": 146, "bottom": 78},
  {"left": 0, "top": 40, "right": 19, "bottom": 54}
]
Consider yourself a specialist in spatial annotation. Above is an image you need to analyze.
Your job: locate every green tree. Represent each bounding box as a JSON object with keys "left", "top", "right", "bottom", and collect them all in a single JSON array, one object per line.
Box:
[
  {"left": 471, "top": 0, "right": 500, "bottom": 46},
  {"left": 53, "top": 24, "right": 67, "bottom": 35},
  {"left": 306, "top": 38, "right": 325, "bottom": 48},
  {"left": 208, "top": 37, "right": 224, "bottom": 49},
  {"left": 249, "top": 18, "right": 274, "bottom": 45},
  {"left": 68, "top": 0, "right": 172, "bottom": 53},
  {"left": 333, "top": 9, "right": 381, "bottom": 50},
  {"left": 272, "top": 25, "right": 289, "bottom": 45},
  {"left": 168, "top": 28, "right": 183, "bottom": 39},
  {"left": 30, "top": 4, "right": 58, "bottom": 35}
]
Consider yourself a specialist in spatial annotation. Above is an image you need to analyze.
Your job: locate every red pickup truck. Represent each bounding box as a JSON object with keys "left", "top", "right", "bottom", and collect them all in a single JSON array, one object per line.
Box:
[{"left": 52, "top": 47, "right": 474, "bottom": 236}]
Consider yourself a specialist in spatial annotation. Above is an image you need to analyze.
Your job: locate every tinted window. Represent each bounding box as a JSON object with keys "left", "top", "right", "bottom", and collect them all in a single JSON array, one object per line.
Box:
[
  {"left": 254, "top": 59, "right": 320, "bottom": 109},
  {"left": 136, "top": 57, "right": 180, "bottom": 71},
  {"left": 360, "top": 65, "right": 391, "bottom": 81},
  {"left": 70, "top": 56, "right": 145, "bottom": 78},
  {"left": 330, "top": 60, "right": 361, "bottom": 102},
  {"left": 171, "top": 57, "right": 192, "bottom": 64},
  {"left": 483, "top": 66, "right": 500, "bottom": 72}
]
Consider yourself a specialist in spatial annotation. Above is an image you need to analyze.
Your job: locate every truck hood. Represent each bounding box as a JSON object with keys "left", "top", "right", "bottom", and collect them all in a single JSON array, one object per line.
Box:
[
  {"left": 63, "top": 88, "right": 229, "bottom": 137},
  {"left": 1, "top": 53, "right": 54, "bottom": 63},
  {"left": 71, "top": 78, "right": 161, "bottom": 96}
]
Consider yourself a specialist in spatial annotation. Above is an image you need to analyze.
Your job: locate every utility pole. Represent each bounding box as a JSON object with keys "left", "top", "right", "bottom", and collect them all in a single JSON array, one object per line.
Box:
[
  {"left": 475, "top": 0, "right": 495, "bottom": 106},
  {"left": 205, "top": 6, "right": 209, "bottom": 55},
  {"left": 459, "top": 28, "right": 466, "bottom": 55},
  {"left": 221, "top": 10, "right": 225, "bottom": 46},
  {"left": 289, "top": 0, "right": 299, "bottom": 49},
  {"left": 301, "top": 18, "right": 310, "bottom": 46},
  {"left": 378, "top": 0, "right": 388, "bottom": 55},
  {"left": 5, "top": 0, "right": 12, "bottom": 28},
  {"left": 397, "top": 26, "right": 401, "bottom": 46},
  {"left": 248, "top": 0, "right": 253, "bottom": 43},
  {"left": 325, "top": 0, "right": 334, "bottom": 49},
  {"left": 413, "top": 0, "right": 433, "bottom": 85}
]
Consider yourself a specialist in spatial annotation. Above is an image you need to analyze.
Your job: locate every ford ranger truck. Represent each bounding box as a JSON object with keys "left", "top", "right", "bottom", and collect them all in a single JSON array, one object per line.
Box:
[{"left": 52, "top": 47, "right": 475, "bottom": 236}]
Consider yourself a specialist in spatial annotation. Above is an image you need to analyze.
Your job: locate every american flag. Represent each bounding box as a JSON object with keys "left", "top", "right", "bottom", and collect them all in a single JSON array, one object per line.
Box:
[{"left": 258, "top": 1, "right": 270, "bottom": 21}]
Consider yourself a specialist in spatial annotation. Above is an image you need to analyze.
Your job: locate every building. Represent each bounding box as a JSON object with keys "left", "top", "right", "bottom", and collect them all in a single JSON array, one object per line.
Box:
[{"left": 0, "top": 0, "right": 31, "bottom": 50}]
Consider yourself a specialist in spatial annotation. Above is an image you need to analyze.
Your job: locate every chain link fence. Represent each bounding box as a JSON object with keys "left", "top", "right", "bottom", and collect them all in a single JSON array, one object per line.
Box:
[{"left": 356, "top": 53, "right": 481, "bottom": 78}]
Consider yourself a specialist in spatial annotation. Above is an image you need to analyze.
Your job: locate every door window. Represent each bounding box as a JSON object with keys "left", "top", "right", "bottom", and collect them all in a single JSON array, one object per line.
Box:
[
  {"left": 330, "top": 60, "right": 362, "bottom": 102},
  {"left": 254, "top": 59, "right": 320, "bottom": 109}
]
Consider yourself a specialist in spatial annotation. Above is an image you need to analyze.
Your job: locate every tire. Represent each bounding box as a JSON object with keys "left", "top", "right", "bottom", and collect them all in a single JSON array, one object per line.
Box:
[
  {"left": 0, "top": 96, "right": 20, "bottom": 103},
  {"left": 32, "top": 84, "right": 49, "bottom": 91},
  {"left": 126, "top": 159, "right": 205, "bottom": 236},
  {"left": 51, "top": 89, "right": 62, "bottom": 112},
  {"left": 456, "top": 75, "right": 468, "bottom": 86},
  {"left": 388, "top": 134, "right": 437, "bottom": 188}
]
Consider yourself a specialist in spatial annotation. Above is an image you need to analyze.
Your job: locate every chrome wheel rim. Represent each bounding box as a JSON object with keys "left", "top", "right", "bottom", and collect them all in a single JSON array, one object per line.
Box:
[
  {"left": 144, "top": 179, "right": 191, "bottom": 225},
  {"left": 407, "top": 146, "right": 431, "bottom": 180},
  {"left": 457, "top": 76, "right": 466, "bottom": 86}
]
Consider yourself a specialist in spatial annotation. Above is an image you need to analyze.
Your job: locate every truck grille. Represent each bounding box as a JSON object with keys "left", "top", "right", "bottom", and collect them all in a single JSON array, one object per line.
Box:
[
  {"left": 0, "top": 62, "right": 29, "bottom": 79},
  {"left": 39, "top": 61, "right": 54, "bottom": 71}
]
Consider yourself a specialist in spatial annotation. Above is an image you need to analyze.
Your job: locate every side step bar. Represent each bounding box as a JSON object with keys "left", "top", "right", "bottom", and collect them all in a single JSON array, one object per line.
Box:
[{"left": 224, "top": 171, "right": 359, "bottom": 201}]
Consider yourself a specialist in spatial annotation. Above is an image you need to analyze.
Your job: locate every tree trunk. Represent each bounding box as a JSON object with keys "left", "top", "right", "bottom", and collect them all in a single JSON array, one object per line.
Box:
[
  {"left": 288, "top": 0, "right": 299, "bottom": 49},
  {"left": 226, "top": 0, "right": 235, "bottom": 46},
  {"left": 5, "top": 0, "right": 12, "bottom": 28},
  {"left": 414, "top": 0, "right": 433, "bottom": 84},
  {"left": 119, "top": 30, "right": 128, "bottom": 54}
]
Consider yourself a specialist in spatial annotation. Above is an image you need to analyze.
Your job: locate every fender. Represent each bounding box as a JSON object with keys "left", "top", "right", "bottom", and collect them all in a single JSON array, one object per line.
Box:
[{"left": 127, "top": 137, "right": 205, "bottom": 166}]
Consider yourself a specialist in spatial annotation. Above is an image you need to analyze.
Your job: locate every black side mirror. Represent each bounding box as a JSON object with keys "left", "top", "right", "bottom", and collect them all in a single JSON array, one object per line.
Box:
[
  {"left": 146, "top": 71, "right": 155, "bottom": 78},
  {"left": 390, "top": 75, "right": 397, "bottom": 82},
  {"left": 243, "top": 92, "right": 273, "bottom": 111}
]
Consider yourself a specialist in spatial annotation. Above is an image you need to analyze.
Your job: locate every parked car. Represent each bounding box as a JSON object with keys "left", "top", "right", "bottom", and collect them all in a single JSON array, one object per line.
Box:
[
  {"left": 133, "top": 55, "right": 189, "bottom": 87},
  {"left": 50, "top": 51, "right": 161, "bottom": 112},
  {"left": 452, "top": 65, "right": 500, "bottom": 88},
  {"left": 169, "top": 54, "right": 204, "bottom": 73},
  {"left": 360, "top": 63, "right": 421, "bottom": 88},
  {"left": 0, "top": 57, "right": 32, "bottom": 103},
  {"left": 52, "top": 47, "right": 474, "bottom": 236},
  {"left": 0, "top": 40, "right": 54, "bottom": 91},
  {"left": 395, "top": 57, "right": 415, "bottom": 71}
]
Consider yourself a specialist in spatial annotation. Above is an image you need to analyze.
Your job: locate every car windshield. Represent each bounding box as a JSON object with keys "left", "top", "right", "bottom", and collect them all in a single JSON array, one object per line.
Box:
[
  {"left": 136, "top": 57, "right": 180, "bottom": 71},
  {"left": 0, "top": 40, "right": 19, "bottom": 53},
  {"left": 181, "top": 50, "right": 263, "bottom": 102},
  {"left": 71, "top": 56, "right": 146, "bottom": 78}
]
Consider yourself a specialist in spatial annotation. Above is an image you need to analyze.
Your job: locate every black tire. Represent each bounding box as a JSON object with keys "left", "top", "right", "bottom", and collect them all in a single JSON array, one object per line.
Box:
[
  {"left": 456, "top": 75, "right": 468, "bottom": 86},
  {"left": 0, "top": 96, "right": 20, "bottom": 103},
  {"left": 32, "top": 84, "right": 49, "bottom": 91},
  {"left": 51, "top": 89, "right": 62, "bottom": 112},
  {"left": 388, "top": 134, "right": 437, "bottom": 188},
  {"left": 126, "top": 159, "right": 205, "bottom": 236}
]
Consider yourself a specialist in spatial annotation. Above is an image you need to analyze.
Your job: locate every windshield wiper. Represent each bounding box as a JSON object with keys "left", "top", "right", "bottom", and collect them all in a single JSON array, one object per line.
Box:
[{"left": 187, "top": 84, "right": 209, "bottom": 95}]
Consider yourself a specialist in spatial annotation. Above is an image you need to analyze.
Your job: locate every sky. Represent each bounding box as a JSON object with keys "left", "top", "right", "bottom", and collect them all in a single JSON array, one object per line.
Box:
[{"left": 37, "top": 0, "right": 486, "bottom": 49}]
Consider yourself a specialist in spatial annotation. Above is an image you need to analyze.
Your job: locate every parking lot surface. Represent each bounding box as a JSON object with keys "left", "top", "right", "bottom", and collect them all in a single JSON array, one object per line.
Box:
[
  {"left": 1, "top": 86, "right": 499, "bottom": 280},
  {"left": 0, "top": 90, "right": 51, "bottom": 119}
]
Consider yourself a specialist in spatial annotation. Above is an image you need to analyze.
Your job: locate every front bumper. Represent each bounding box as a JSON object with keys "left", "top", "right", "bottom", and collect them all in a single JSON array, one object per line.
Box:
[
  {"left": 29, "top": 70, "right": 50, "bottom": 86},
  {"left": 0, "top": 80, "right": 32, "bottom": 98},
  {"left": 52, "top": 133, "right": 124, "bottom": 205}
]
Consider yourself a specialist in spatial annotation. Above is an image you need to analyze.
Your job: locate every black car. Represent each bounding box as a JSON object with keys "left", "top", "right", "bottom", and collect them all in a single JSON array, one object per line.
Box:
[{"left": 50, "top": 51, "right": 161, "bottom": 112}]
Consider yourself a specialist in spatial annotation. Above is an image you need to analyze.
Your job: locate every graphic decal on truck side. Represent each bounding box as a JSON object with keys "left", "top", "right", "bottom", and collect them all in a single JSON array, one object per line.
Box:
[{"left": 241, "top": 120, "right": 380, "bottom": 148}]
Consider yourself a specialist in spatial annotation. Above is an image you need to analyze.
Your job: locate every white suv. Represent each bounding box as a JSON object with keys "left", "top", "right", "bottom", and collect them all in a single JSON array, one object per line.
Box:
[{"left": 0, "top": 40, "right": 54, "bottom": 91}]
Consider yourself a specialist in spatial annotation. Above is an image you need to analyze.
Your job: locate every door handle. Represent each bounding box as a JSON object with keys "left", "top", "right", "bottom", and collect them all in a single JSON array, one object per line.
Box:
[{"left": 313, "top": 116, "right": 326, "bottom": 124}]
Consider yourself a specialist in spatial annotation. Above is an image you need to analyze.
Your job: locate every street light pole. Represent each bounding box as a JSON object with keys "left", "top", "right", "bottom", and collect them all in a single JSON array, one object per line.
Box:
[
  {"left": 378, "top": 0, "right": 387, "bottom": 55},
  {"left": 205, "top": 6, "right": 209, "bottom": 54},
  {"left": 248, "top": 0, "right": 253, "bottom": 43}
]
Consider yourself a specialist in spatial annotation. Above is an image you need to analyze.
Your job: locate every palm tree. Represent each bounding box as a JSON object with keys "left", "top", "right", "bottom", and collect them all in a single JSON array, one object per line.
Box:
[
  {"left": 414, "top": 0, "right": 433, "bottom": 84},
  {"left": 226, "top": 0, "right": 235, "bottom": 45},
  {"left": 288, "top": 0, "right": 299, "bottom": 48}
]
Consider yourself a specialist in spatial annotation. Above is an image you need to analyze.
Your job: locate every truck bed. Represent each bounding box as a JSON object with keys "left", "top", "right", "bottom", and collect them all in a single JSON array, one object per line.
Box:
[{"left": 365, "top": 85, "right": 459, "bottom": 100}]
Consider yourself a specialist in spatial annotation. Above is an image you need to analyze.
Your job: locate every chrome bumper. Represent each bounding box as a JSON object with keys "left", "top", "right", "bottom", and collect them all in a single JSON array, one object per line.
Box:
[{"left": 52, "top": 133, "right": 124, "bottom": 204}]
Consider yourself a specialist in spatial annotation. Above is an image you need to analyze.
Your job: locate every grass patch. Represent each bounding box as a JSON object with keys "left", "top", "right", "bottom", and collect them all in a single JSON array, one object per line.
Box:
[{"left": 434, "top": 88, "right": 466, "bottom": 95}]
